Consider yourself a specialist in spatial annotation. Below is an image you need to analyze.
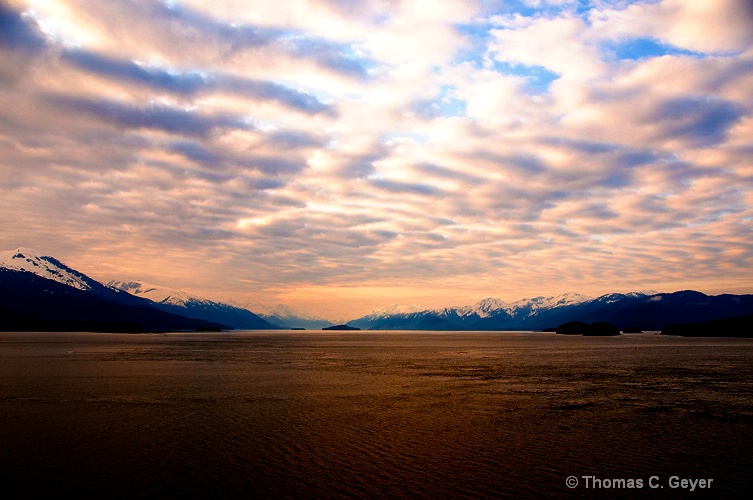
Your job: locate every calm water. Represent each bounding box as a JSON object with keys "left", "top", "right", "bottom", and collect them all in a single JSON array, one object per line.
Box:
[{"left": 1, "top": 331, "right": 752, "bottom": 498}]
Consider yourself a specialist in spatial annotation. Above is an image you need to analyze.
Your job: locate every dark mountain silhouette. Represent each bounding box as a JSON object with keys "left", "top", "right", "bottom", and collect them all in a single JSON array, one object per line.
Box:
[
  {"left": 661, "top": 313, "right": 753, "bottom": 337},
  {"left": 0, "top": 268, "right": 223, "bottom": 332},
  {"left": 548, "top": 291, "right": 753, "bottom": 331},
  {"left": 350, "top": 291, "right": 753, "bottom": 332},
  {"left": 350, "top": 311, "right": 465, "bottom": 331},
  {"left": 152, "top": 300, "right": 277, "bottom": 330},
  {"left": 108, "top": 281, "right": 278, "bottom": 330},
  {"left": 0, "top": 247, "right": 277, "bottom": 331},
  {"left": 3, "top": 248, "right": 752, "bottom": 335}
]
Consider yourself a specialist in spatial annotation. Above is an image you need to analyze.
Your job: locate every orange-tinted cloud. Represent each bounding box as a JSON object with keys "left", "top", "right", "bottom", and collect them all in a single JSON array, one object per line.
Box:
[{"left": 1, "top": 0, "right": 752, "bottom": 319}]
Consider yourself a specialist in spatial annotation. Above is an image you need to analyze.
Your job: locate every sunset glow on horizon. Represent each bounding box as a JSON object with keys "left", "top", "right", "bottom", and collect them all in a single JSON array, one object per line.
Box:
[{"left": 2, "top": 0, "right": 752, "bottom": 320}]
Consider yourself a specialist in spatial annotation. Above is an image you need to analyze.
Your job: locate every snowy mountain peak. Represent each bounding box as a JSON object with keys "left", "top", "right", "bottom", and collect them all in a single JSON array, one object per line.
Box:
[
  {"left": 246, "top": 303, "right": 292, "bottom": 317},
  {"left": 107, "top": 280, "right": 277, "bottom": 329},
  {"left": 595, "top": 290, "right": 658, "bottom": 303},
  {"left": 366, "top": 304, "right": 427, "bottom": 318},
  {"left": 107, "top": 280, "right": 209, "bottom": 307},
  {"left": 506, "top": 293, "right": 592, "bottom": 315},
  {"left": 246, "top": 303, "right": 327, "bottom": 322},
  {"left": 268, "top": 304, "right": 297, "bottom": 318},
  {"left": 472, "top": 297, "right": 508, "bottom": 317},
  {"left": 0, "top": 247, "right": 94, "bottom": 291}
]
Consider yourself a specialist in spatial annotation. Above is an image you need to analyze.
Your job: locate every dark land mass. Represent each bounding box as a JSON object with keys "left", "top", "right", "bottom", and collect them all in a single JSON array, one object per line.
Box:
[
  {"left": 621, "top": 326, "right": 644, "bottom": 333},
  {"left": 661, "top": 313, "right": 753, "bottom": 337},
  {"left": 351, "top": 290, "right": 753, "bottom": 331},
  {"left": 109, "top": 281, "right": 278, "bottom": 330},
  {"left": 554, "top": 321, "right": 621, "bottom": 336},
  {"left": 147, "top": 299, "right": 276, "bottom": 330},
  {"left": 0, "top": 269, "right": 225, "bottom": 332},
  {"left": 323, "top": 324, "right": 361, "bottom": 331},
  {"left": 546, "top": 290, "right": 753, "bottom": 332},
  {"left": 5, "top": 257, "right": 753, "bottom": 335},
  {"left": 354, "top": 312, "right": 462, "bottom": 331}
]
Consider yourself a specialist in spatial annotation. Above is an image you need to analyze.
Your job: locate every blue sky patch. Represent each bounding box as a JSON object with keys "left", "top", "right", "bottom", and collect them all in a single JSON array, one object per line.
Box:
[
  {"left": 437, "top": 86, "right": 467, "bottom": 117},
  {"left": 492, "top": 61, "right": 560, "bottom": 93},
  {"left": 605, "top": 37, "right": 703, "bottom": 60}
]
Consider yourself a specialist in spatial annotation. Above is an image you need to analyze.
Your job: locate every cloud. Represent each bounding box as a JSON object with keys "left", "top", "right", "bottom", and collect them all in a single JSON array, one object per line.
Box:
[
  {"left": 45, "top": 95, "right": 248, "bottom": 137},
  {"left": 62, "top": 49, "right": 208, "bottom": 94},
  {"left": 0, "top": 1, "right": 49, "bottom": 86},
  {"left": 288, "top": 38, "right": 372, "bottom": 79},
  {"left": 170, "top": 140, "right": 306, "bottom": 175},
  {"left": 370, "top": 178, "right": 444, "bottom": 196},
  {"left": 488, "top": 14, "right": 604, "bottom": 83},
  {"left": 331, "top": 149, "right": 388, "bottom": 179},
  {"left": 646, "top": 96, "right": 744, "bottom": 146},
  {"left": 0, "top": 0, "right": 47, "bottom": 53},
  {"left": 62, "top": 49, "right": 334, "bottom": 114},
  {"left": 1, "top": 0, "right": 752, "bottom": 318},
  {"left": 590, "top": 0, "right": 753, "bottom": 54},
  {"left": 49, "top": 0, "right": 374, "bottom": 83}
]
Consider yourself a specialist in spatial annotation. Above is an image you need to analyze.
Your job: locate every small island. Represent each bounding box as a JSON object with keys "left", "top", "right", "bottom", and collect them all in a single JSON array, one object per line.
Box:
[
  {"left": 554, "top": 321, "right": 621, "bottom": 336},
  {"left": 195, "top": 326, "right": 223, "bottom": 332},
  {"left": 621, "top": 326, "right": 644, "bottom": 333},
  {"left": 322, "top": 324, "right": 361, "bottom": 331}
]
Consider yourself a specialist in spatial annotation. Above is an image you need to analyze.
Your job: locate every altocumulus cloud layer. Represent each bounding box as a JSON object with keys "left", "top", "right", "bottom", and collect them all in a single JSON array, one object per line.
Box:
[{"left": 1, "top": 0, "right": 752, "bottom": 317}]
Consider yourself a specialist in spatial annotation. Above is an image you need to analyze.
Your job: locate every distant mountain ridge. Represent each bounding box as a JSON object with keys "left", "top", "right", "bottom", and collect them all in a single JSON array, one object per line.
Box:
[
  {"left": 108, "top": 280, "right": 211, "bottom": 307},
  {"left": 108, "top": 280, "right": 277, "bottom": 330},
  {"left": 0, "top": 248, "right": 275, "bottom": 331},
  {"left": 0, "top": 248, "right": 223, "bottom": 332},
  {"left": 349, "top": 294, "right": 600, "bottom": 330},
  {"left": 3, "top": 247, "right": 753, "bottom": 334},
  {"left": 349, "top": 291, "right": 753, "bottom": 332},
  {"left": 243, "top": 303, "right": 333, "bottom": 330}
]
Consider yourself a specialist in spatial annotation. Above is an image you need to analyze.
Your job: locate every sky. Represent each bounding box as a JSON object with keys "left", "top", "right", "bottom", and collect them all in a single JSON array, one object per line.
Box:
[{"left": 1, "top": 0, "right": 752, "bottom": 320}]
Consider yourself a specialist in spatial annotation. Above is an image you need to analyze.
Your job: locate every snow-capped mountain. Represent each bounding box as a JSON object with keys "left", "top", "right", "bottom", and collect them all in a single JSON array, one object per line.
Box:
[
  {"left": 243, "top": 303, "right": 333, "bottom": 329},
  {"left": 591, "top": 291, "right": 657, "bottom": 304},
  {"left": 360, "top": 304, "right": 428, "bottom": 320},
  {"left": 1, "top": 248, "right": 223, "bottom": 332},
  {"left": 455, "top": 297, "right": 509, "bottom": 319},
  {"left": 347, "top": 292, "right": 683, "bottom": 331},
  {"left": 5, "top": 247, "right": 753, "bottom": 333},
  {"left": 354, "top": 294, "right": 592, "bottom": 327},
  {"left": 108, "top": 280, "right": 215, "bottom": 307},
  {"left": 0, "top": 247, "right": 98, "bottom": 291},
  {"left": 504, "top": 293, "right": 592, "bottom": 318},
  {"left": 346, "top": 303, "right": 463, "bottom": 330},
  {"left": 108, "top": 280, "right": 277, "bottom": 330}
]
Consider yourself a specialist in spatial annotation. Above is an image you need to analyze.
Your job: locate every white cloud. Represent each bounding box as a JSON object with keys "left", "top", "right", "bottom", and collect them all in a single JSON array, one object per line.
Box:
[
  {"left": 1, "top": 0, "right": 752, "bottom": 317},
  {"left": 591, "top": 0, "right": 753, "bottom": 54}
]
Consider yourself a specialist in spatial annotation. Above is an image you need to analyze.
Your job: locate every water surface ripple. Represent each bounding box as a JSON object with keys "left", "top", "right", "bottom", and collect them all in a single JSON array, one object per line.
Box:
[{"left": 1, "top": 331, "right": 752, "bottom": 498}]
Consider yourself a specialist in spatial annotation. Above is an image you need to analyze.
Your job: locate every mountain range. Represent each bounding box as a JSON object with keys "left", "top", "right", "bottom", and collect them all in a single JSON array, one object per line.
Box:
[
  {"left": 240, "top": 303, "right": 334, "bottom": 330},
  {"left": 348, "top": 291, "right": 753, "bottom": 332},
  {"left": 106, "top": 280, "right": 279, "bottom": 330},
  {"left": 1, "top": 248, "right": 285, "bottom": 331},
  {"left": 0, "top": 248, "right": 224, "bottom": 332},
  {"left": 2, "top": 247, "right": 753, "bottom": 333}
]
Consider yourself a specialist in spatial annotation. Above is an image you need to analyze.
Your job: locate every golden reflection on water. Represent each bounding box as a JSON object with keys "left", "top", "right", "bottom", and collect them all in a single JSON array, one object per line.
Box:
[{"left": 1, "top": 331, "right": 752, "bottom": 498}]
